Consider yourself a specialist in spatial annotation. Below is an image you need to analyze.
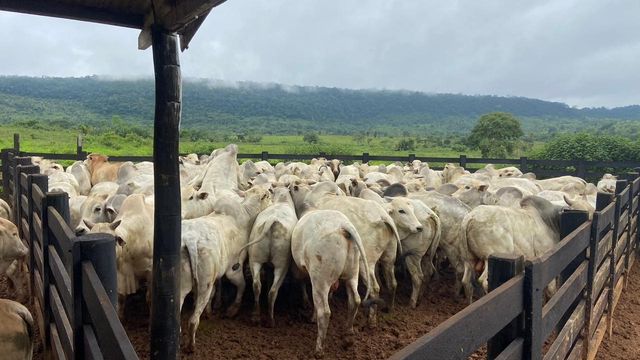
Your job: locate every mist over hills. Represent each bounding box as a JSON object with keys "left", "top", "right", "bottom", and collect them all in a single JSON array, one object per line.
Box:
[{"left": 0, "top": 76, "right": 639, "bottom": 137}]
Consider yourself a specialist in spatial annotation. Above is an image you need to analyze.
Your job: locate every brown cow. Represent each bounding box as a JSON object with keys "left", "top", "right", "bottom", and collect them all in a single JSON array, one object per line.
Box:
[
  {"left": 85, "top": 153, "right": 122, "bottom": 185},
  {"left": 0, "top": 299, "right": 33, "bottom": 360}
]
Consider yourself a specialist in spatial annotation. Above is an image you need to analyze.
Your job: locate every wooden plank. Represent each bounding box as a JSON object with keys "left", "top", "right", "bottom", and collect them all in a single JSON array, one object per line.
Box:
[
  {"left": 20, "top": 194, "right": 28, "bottom": 217},
  {"left": 82, "top": 263, "right": 139, "bottom": 360},
  {"left": 48, "top": 207, "right": 75, "bottom": 254},
  {"left": 587, "top": 314, "right": 608, "bottom": 360},
  {"left": 33, "top": 212, "right": 42, "bottom": 246},
  {"left": 49, "top": 247, "right": 73, "bottom": 318},
  {"left": 493, "top": 338, "right": 524, "bottom": 360},
  {"left": 34, "top": 243, "right": 43, "bottom": 275},
  {"left": 591, "top": 289, "right": 608, "bottom": 339},
  {"left": 50, "top": 285, "right": 74, "bottom": 358},
  {"left": 34, "top": 268, "right": 44, "bottom": 308},
  {"left": 50, "top": 323, "right": 67, "bottom": 360},
  {"left": 542, "top": 262, "right": 587, "bottom": 338},
  {"left": 615, "top": 235, "right": 628, "bottom": 263},
  {"left": 612, "top": 275, "right": 624, "bottom": 314},
  {"left": 20, "top": 218, "right": 29, "bottom": 241},
  {"left": 390, "top": 275, "right": 524, "bottom": 360},
  {"left": 598, "top": 203, "right": 616, "bottom": 233},
  {"left": 614, "top": 257, "right": 625, "bottom": 286},
  {"left": 566, "top": 339, "right": 583, "bottom": 360},
  {"left": 19, "top": 172, "right": 28, "bottom": 190},
  {"left": 538, "top": 223, "right": 590, "bottom": 285},
  {"left": 32, "top": 184, "right": 45, "bottom": 212},
  {"left": 618, "top": 214, "right": 629, "bottom": 235},
  {"left": 543, "top": 301, "right": 585, "bottom": 360},
  {"left": 592, "top": 259, "right": 609, "bottom": 304},
  {"left": 83, "top": 325, "right": 104, "bottom": 360},
  {"left": 596, "top": 232, "right": 611, "bottom": 268}
]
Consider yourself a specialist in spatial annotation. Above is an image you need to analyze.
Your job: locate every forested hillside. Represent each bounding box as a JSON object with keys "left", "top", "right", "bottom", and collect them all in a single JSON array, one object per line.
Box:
[{"left": 1, "top": 76, "right": 639, "bottom": 138}]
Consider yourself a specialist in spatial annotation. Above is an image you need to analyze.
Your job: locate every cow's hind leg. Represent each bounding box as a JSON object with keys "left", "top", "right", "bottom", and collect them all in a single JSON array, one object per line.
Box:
[
  {"left": 268, "top": 262, "right": 288, "bottom": 328},
  {"left": 345, "top": 276, "right": 361, "bottom": 333},
  {"left": 311, "top": 281, "right": 331, "bottom": 357},
  {"left": 187, "top": 280, "right": 215, "bottom": 353},
  {"left": 405, "top": 254, "right": 424, "bottom": 308},
  {"left": 250, "top": 262, "right": 262, "bottom": 324},
  {"left": 225, "top": 266, "right": 246, "bottom": 318}
]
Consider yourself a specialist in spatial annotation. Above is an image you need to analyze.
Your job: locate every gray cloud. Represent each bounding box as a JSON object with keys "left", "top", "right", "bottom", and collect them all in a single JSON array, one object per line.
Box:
[{"left": 1, "top": 0, "right": 639, "bottom": 107}]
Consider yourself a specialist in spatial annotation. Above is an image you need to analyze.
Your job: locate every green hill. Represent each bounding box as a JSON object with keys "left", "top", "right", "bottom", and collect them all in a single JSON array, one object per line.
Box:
[{"left": 1, "top": 76, "right": 639, "bottom": 138}]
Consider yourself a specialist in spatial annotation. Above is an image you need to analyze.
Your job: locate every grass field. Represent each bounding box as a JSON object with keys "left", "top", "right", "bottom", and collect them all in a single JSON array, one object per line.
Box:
[{"left": 0, "top": 125, "right": 490, "bottom": 158}]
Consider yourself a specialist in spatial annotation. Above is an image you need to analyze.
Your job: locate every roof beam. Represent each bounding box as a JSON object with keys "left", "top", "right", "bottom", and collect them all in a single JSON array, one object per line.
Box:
[{"left": 0, "top": 0, "right": 144, "bottom": 29}]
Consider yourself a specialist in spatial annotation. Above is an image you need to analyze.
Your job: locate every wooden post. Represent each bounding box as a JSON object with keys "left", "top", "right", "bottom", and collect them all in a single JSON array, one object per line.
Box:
[
  {"left": 577, "top": 160, "right": 586, "bottom": 179},
  {"left": 28, "top": 174, "right": 47, "bottom": 299},
  {"left": 596, "top": 192, "right": 613, "bottom": 211},
  {"left": 261, "top": 151, "right": 269, "bottom": 161},
  {"left": 150, "top": 27, "right": 182, "bottom": 360},
  {"left": 459, "top": 154, "right": 467, "bottom": 168},
  {"left": 76, "top": 134, "right": 86, "bottom": 161},
  {"left": 408, "top": 153, "right": 416, "bottom": 163},
  {"left": 362, "top": 152, "right": 370, "bottom": 164},
  {"left": 13, "top": 133, "right": 20, "bottom": 153},
  {"left": 487, "top": 254, "right": 524, "bottom": 359},
  {"left": 13, "top": 157, "right": 33, "bottom": 224},
  {"left": 557, "top": 210, "right": 589, "bottom": 334},
  {"left": 1, "top": 149, "right": 10, "bottom": 201},
  {"left": 520, "top": 156, "right": 528, "bottom": 173},
  {"left": 77, "top": 234, "right": 118, "bottom": 308},
  {"left": 524, "top": 258, "right": 543, "bottom": 360}
]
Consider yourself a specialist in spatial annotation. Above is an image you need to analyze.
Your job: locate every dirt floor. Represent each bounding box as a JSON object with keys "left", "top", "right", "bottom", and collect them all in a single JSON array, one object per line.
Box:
[{"left": 597, "top": 263, "right": 640, "bottom": 360}]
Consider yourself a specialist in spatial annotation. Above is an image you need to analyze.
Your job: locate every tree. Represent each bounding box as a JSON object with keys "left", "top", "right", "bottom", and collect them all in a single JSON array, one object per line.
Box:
[
  {"left": 303, "top": 132, "right": 319, "bottom": 144},
  {"left": 467, "top": 112, "right": 523, "bottom": 158},
  {"left": 394, "top": 138, "right": 415, "bottom": 151}
]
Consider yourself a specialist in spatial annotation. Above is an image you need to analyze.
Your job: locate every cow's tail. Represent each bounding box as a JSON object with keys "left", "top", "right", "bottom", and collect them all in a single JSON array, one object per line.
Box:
[
  {"left": 231, "top": 220, "right": 284, "bottom": 271},
  {"left": 184, "top": 238, "right": 199, "bottom": 290},
  {"left": 342, "top": 225, "right": 384, "bottom": 308},
  {"left": 425, "top": 212, "right": 442, "bottom": 279}
]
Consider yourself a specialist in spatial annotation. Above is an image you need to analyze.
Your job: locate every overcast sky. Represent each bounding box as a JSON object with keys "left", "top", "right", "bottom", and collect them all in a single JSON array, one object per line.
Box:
[{"left": 1, "top": 0, "right": 639, "bottom": 108}]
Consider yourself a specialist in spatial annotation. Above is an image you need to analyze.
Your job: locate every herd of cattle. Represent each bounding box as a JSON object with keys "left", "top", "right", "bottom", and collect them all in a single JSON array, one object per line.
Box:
[{"left": 0, "top": 145, "right": 622, "bottom": 357}]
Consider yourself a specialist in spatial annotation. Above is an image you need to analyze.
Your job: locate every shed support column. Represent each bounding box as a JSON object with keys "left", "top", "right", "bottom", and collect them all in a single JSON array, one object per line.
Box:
[{"left": 150, "top": 27, "right": 182, "bottom": 360}]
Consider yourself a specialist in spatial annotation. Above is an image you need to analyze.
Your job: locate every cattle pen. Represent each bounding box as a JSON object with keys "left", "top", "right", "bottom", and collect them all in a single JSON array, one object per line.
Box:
[{"left": 1, "top": 137, "right": 640, "bottom": 359}]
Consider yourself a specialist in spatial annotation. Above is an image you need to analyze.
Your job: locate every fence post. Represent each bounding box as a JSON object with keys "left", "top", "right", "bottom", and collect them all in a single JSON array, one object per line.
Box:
[
  {"left": 261, "top": 151, "right": 269, "bottom": 161},
  {"left": 362, "top": 152, "right": 370, "bottom": 164},
  {"left": 520, "top": 157, "right": 528, "bottom": 173},
  {"left": 319, "top": 151, "right": 326, "bottom": 159},
  {"left": 13, "top": 133, "right": 20, "bottom": 153},
  {"left": 606, "top": 180, "right": 627, "bottom": 338},
  {"left": 28, "top": 174, "right": 46, "bottom": 300},
  {"left": 13, "top": 157, "right": 33, "bottom": 224},
  {"left": 15, "top": 165, "right": 39, "bottom": 238},
  {"left": 577, "top": 160, "right": 586, "bottom": 179},
  {"left": 1, "top": 149, "right": 10, "bottom": 202},
  {"left": 459, "top": 154, "right": 467, "bottom": 168},
  {"left": 408, "top": 153, "right": 416, "bottom": 163},
  {"left": 487, "top": 254, "right": 524, "bottom": 359},
  {"left": 76, "top": 134, "right": 86, "bottom": 161},
  {"left": 72, "top": 233, "right": 118, "bottom": 359},
  {"left": 557, "top": 210, "right": 590, "bottom": 334},
  {"left": 524, "top": 258, "right": 543, "bottom": 360}
]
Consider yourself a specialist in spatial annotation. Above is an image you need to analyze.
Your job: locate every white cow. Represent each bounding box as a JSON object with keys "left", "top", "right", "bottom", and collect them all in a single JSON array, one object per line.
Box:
[
  {"left": 179, "top": 187, "right": 271, "bottom": 351},
  {"left": 291, "top": 210, "right": 372, "bottom": 357},
  {"left": 237, "top": 187, "right": 298, "bottom": 327},
  {"left": 597, "top": 174, "right": 617, "bottom": 194},
  {"left": 0, "top": 219, "right": 29, "bottom": 275},
  {"left": 66, "top": 161, "right": 91, "bottom": 195},
  {"left": 464, "top": 196, "right": 564, "bottom": 294},
  {"left": 87, "top": 194, "right": 154, "bottom": 316},
  {"left": 0, "top": 199, "right": 11, "bottom": 221}
]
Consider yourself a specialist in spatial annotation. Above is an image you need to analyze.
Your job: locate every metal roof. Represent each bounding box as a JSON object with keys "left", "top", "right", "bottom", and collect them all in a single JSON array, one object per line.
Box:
[{"left": 0, "top": 0, "right": 228, "bottom": 50}]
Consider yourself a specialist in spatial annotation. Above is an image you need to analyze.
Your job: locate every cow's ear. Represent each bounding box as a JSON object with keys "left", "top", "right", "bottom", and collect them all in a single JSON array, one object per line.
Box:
[
  {"left": 110, "top": 219, "right": 122, "bottom": 230},
  {"left": 478, "top": 185, "right": 488, "bottom": 192},
  {"left": 115, "top": 236, "right": 126, "bottom": 247},
  {"left": 293, "top": 185, "right": 299, "bottom": 192},
  {"left": 198, "top": 192, "right": 209, "bottom": 200},
  {"left": 351, "top": 178, "right": 358, "bottom": 187}
]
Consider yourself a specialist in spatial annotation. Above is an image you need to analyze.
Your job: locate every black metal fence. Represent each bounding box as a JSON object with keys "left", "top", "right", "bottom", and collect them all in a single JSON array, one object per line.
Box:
[{"left": 391, "top": 175, "right": 640, "bottom": 360}]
